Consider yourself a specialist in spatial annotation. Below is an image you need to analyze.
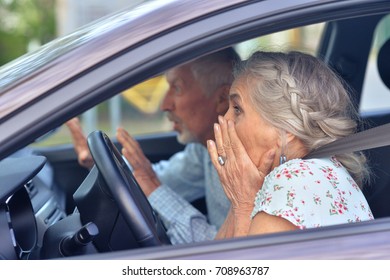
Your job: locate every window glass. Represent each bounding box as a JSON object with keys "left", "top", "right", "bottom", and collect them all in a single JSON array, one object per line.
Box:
[
  {"left": 236, "top": 23, "right": 325, "bottom": 58},
  {"left": 360, "top": 14, "right": 390, "bottom": 117},
  {"left": 31, "top": 23, "right": 325, "bottom": 147}
]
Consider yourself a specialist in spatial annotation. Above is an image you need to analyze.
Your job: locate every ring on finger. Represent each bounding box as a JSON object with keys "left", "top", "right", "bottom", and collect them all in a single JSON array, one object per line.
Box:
[{"left": 218, "top": 155, "right": 226, "bottom": 166}]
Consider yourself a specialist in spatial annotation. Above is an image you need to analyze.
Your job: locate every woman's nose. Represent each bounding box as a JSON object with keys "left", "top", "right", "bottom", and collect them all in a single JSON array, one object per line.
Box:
[{"left": 223, "top": 107, "right": 233, "bottom": 121}]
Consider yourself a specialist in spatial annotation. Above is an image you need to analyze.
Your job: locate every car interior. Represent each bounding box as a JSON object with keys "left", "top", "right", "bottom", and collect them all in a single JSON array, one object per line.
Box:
[
  {"left": 361, "top": 37, "right": 390, "bottom": 218},
  {"left": 2, "top": 5, "right": 390, "bottom": 260}
]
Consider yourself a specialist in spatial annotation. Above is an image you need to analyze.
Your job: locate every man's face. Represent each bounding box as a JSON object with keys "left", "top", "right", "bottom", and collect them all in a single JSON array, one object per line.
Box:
[{"left": 161, "top": 64, "right": 220, "bottom": 145}]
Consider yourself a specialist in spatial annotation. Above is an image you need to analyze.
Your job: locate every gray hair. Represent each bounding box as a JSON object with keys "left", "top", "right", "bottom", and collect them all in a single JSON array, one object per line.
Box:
[
  {"left": 190, "top": 47, "right": 240, "bottom": 97},
  {"left": 235, "top": 51, "right": 369, "bottom": 186}
]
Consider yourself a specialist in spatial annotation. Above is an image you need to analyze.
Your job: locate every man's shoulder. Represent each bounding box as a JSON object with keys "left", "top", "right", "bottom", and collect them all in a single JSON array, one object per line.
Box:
[
  {"left": 172, "top": 143, "right": 209, "bottom": 166},
  {"left": 183, "top": 143, "right": 208, "bottom": 154}
]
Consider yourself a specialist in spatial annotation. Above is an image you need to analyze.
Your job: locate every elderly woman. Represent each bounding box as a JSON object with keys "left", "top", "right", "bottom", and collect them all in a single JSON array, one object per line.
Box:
[{"left": 207, "top": 51, "right": 374, "bottom": 238}]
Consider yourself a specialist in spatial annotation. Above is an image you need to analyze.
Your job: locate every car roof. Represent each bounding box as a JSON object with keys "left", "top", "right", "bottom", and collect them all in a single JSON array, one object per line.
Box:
[
  {"left": 0, "top": 0, "right": 389, "bottom": 157},
  {"left": 1, "top": 0, "right": 390, "bottom": 260},
  {"left": 2, "top": 0, "right": 377, "bottom": 120}
]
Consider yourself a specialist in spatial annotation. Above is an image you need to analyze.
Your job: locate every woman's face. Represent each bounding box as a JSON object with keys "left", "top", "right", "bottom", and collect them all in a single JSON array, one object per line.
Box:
[{"left": 224, "top": 77, "right": 280, "bottom": 168}]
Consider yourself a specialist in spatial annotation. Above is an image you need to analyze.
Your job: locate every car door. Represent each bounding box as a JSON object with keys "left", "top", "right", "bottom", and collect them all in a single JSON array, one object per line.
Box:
[{"left": 2, "top": 0, "right": 390, "bottom": 261}]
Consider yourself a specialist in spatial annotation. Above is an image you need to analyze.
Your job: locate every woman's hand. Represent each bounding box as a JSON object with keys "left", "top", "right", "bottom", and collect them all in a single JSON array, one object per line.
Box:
[
  {"left": 208, "top": 116, "right": 275, "bottom": 237},
  {"left": 116, "top": 127, "right": 161, "bottom": 196}
]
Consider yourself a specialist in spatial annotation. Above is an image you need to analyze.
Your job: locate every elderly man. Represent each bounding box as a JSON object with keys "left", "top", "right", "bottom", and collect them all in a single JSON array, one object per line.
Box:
[{"left": 67, "top": 48, "right": 240, "bottom": 244}]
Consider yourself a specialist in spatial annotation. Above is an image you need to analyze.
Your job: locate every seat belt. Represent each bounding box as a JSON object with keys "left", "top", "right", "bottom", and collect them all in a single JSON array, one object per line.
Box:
[{"left": 305, "top": 122, "right": 390, "bottom": 158}]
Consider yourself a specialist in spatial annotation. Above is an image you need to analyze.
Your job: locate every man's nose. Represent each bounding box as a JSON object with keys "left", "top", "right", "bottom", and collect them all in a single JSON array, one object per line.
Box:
[{"left": 160, "top": 90, "right": 174, "bottom": 111}]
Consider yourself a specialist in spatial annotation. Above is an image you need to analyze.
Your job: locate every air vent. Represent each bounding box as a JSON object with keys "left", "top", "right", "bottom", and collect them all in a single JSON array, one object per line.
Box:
[{"left": 25, "top": 180, "right": 38, "bottom": 198}]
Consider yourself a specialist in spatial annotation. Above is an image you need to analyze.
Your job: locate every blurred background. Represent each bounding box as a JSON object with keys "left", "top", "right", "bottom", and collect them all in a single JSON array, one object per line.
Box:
[{"left": 1, "top": 0, "right": 390, "bottom": 147}]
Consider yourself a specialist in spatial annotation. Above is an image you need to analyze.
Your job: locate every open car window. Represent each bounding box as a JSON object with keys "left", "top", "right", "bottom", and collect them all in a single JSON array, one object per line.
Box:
[
  {"left": 1, "top": 0, "right": 390, "bottom": 266},
  {"left": 30, "top": 22, "right": 325, "bottom": 148},
  {"left": 360, "top": 14, "right": 390, "bottom": 117}
]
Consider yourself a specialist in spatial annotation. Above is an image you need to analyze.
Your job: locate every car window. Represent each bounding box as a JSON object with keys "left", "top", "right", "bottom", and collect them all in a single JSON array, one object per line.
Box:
[
  {"left": 5, "top": 1, "right": 390, "bottom": 263},
  {"left": 360, "top": 14, "right": 390, "bottom": 117},
  {"left": 30, "top": 75, "right": 170, "bottom": 147},
  {"left": 236, "top": 22, "right": 325, "bottom": 59},
  {"left": 31, "top": 22, "right": 325, "bottom": 148}
]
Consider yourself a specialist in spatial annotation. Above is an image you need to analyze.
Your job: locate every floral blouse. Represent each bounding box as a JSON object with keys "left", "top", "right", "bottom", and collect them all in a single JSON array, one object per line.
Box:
[{"left": 251, "top": 157, "right": 374, "bottom": 229}]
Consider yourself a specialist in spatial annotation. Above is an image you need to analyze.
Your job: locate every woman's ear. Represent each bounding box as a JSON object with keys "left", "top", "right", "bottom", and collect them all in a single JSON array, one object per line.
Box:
[
  {"left": 276, "top": 130, "right": 296, "bottom": 151},
  {"left": 276, "top": 131, "right": 295, "bottom": 144},
  {"left": 286, "top": 132, "right": 296, "bottom": 144},
  {"left": 215, "top": 84, "right": 230, "bottom": 115}
]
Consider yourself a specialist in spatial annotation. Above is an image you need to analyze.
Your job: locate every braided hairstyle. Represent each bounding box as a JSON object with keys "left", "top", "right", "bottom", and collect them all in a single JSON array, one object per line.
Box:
[{"left": 234, "top": 51, "right": 369, "bottom": 187}]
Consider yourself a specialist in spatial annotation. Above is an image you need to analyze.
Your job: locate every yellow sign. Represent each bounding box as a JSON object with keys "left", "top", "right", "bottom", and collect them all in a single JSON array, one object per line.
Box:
[{"left": 121, "top": 75, "right": 168, "bottom": 114}]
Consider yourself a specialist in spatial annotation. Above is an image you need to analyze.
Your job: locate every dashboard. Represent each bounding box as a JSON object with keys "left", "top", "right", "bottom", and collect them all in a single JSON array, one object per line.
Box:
[
  {"left": 0, "top": 132, "right": 170, "bottom": 260},
  {"left": 0, "top": 155, "right": 66, "bottom": 260}
]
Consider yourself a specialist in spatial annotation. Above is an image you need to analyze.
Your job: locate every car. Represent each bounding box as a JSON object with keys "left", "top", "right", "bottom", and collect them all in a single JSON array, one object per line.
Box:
[{"left": 1, "top": 0, "right": 390, "bottom": 261}]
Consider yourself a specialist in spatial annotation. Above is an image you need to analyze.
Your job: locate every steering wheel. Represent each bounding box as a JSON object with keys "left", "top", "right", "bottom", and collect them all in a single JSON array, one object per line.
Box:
[{"left": 85, "top": 130, "right": 170, "bottom": 248}]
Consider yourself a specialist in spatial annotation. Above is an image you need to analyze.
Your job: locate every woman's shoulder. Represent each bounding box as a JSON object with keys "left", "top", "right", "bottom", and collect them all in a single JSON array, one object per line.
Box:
[
  {"left": 253, "top": 157, "right": 373, "bottom": 227},
  {"left": 267, "top": 157, "right": 345, "bottom": 181},
  {"left": 261, "top": 156, "right": 357, "bottom": 203},
  {"left": 266, "top": 157, "right": 329, "bottom": 181}
]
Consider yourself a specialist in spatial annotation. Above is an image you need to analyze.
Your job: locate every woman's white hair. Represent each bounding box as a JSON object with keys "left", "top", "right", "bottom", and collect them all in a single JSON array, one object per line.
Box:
[{"left": 235, "top": 51, "right": 369, "bottom": 187}]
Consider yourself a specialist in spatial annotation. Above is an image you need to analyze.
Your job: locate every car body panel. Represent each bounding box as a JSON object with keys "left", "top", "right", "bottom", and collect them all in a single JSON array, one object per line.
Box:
[
  {"left": 78, "top": 218, "right": 390, "bottom": 260},
  {"left": 1, "top": 0, "right": 390, "bottom": 260}
]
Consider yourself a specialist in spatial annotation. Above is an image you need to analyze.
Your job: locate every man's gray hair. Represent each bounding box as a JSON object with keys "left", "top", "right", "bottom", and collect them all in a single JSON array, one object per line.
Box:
[{"left": 190, "top": 47, "right": 240, "bottom": 97}]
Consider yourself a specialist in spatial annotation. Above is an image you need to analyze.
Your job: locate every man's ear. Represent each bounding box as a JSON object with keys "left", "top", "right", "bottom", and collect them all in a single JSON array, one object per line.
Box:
[{"left": 215, "top": 84, "right": 230, "bottom": 115}]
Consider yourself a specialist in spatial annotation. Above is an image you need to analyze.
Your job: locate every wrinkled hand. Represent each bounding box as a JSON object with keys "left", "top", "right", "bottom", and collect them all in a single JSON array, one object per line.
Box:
[
  {"left": 116, "top": 127, "right": 161, "bottom": 196},
  {"left": 65, "top": 117, "right": 94, "bottom": 169},
  {"left": 207, "top": 116, "right": 275, "bottom": 215}
]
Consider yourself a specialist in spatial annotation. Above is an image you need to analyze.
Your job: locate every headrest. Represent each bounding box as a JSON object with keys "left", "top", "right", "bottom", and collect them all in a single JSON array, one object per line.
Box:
[{"left": 377, "top": 39, "right": 390, "bottom": 90}]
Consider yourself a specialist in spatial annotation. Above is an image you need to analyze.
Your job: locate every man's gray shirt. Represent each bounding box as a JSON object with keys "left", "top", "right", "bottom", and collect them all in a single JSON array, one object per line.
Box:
[{"left": 149, "top": 143, "right": 230, "bottom": 244}]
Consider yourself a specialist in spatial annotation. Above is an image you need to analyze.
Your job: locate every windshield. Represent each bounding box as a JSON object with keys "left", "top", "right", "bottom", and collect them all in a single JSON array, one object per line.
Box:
[{"left": 0, "top": 0, "right": 167, "bottom": 91}]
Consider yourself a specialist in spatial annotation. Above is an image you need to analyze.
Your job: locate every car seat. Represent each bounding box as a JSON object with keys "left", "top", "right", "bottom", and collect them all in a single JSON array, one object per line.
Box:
[{"left": 362, "top": 38, "right": 390, "bottom": 218}]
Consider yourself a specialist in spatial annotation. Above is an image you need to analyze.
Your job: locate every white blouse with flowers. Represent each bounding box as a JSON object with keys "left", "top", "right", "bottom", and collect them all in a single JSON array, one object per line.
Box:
[{"left": 251, "top": 157, "right": 374, "bottom": 229}]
